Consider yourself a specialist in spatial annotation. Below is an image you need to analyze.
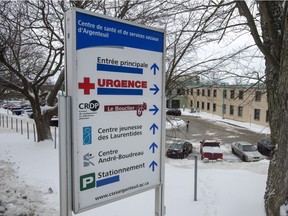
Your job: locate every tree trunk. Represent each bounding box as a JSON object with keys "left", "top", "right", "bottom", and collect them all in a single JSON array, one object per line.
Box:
[
  {"left": 264, "top": 64, "right": 288, "bottom": 215},
  {"left": 264, "top": 70, "right": 288, "bottom": 215},
  {"left": 34, "top": 117, "right": 53, "bottom": 142},
  {"left": 264, "top": 3, "right": 288, "bottom": 215},
  {"left": 32, "top": 109, "right": 53, "bottom": 142}
]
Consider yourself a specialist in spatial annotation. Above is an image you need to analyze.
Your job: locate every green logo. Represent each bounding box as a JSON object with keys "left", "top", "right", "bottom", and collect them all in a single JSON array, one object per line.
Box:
[{"left": 80, "top": 173, "right": 95, "bottom": 191}]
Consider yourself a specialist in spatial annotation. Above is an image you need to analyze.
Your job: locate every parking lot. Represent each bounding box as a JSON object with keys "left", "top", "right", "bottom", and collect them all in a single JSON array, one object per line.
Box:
[{"left": 165, "top": 114, "right": 270, "bottom": 162}]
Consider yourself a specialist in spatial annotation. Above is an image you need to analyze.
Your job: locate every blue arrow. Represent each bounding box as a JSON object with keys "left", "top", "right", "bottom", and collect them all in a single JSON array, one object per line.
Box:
[
  {"left": 149, "top": 105, "right": 159, "bottom": 115},
  {"left": 150, "top": 123, "right": 159, "bottom": 135},
  {"left": 149, "top": 142, "right": 158, "bottom": 153},
  {"left": 149, "top": 161, "right": 158, "bottom": 172},
  {"left": 149, "top": 84, "right": 159, "bottom": 95},
  {"left": 150, "top": 63, "right": 159, "bottom": 75}
]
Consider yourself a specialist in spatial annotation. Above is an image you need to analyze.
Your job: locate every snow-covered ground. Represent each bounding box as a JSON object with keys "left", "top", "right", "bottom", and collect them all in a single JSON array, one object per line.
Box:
[
  {"left": 0, "top": 108, "right": 287, "bottom": 216},
  {"left": 168, "top": 109, "right": 271, "bottom": 135}
]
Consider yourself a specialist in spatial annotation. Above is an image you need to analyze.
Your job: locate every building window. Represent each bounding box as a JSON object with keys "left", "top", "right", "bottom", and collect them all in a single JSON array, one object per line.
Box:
[
  {"left": 238, "top": 90, "right": 244, "bottom": 100},
  {"left": 166, "top": 100, "right": 169, "bottom": 108},
  {"left": 197, "top": 89, "right": 200, "bottom": 96},
  {"left": 213, "top": 103, "right": 216, "bottom": 112},
  {"left": 266, "top": 110, "right": 269, "bottom": 122},
  {"left": 254, "top": 109, "right": 260, "bottom": 120},
  {"left": 238, "top": 106, "right": 243, "bottom": 117},
  {"left": 230, "top": 105, "right": 234, "bottom": 115},
  {"left": 222, "top": 104, "right": 226, "bottom": 114},
  {"left": 201, "top": 102, "right": 205, "bottom": 110},
  {"left": 177, "top": 89, "right": 181, "bottom": 95},
  {"left": 230, "top": 90, "right": 235, "bottom": 99},
  {"left": 255, "top": 91, "right": 261, "bottom": 101},
  {"left": 197, "top": 101, "right": 200, "bottom": 108},
  {"left": 190, "top": 88, "right": 193, "bottom": 95},
  {"left": 207, "top": 102, "right": 210, "bottom": 110},
  {"left": 202, "top": 89, "right": 205, "bottom": 96},
  {"left": 223, "top": 89, "right": 227, "bottom": 99},
  {"left": 190, "top": 100, "right": 193, "bottom": 107},
  {"left": 213, "top": 89, "right": 217, "bottom": 97},
  {"left": 172, "top": 100, "right": 180, "bottom": 108},
  {"left": 207, "top": 89, "right": 211, "bottom": 97}
]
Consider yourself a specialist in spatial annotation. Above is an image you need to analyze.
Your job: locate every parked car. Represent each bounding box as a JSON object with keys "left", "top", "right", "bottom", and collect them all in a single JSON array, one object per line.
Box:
[
  {"left": 166, "top": 108, "right": 181, "bottom": 116},
  {"left": 166, "top": 140, "right": 193, "bottom": 159},
  {"left": 232, "top": 141, "right": 263, "bottom": 162},
  {"left": 257, "top": 138, "right": 274, "bottom": 157},
  {"left": 11, "top": 107, "right": 23, "bottom": 116},
  {"left": 50, "top": 115, "right": 58, "bottom": 127},
  {"left": 21, "top": 107, "right": 33, "bottom": 118},
  {"left": 200, "top": 140, "right": 223, "bottom": 161}
]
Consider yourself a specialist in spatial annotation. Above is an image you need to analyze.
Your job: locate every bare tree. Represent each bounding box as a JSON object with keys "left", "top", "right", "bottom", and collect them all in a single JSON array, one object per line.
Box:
[
  {"left": 234, "top": 2, "right": 288, "bottom": 215},
  {"left": 0, "top": 1, "right": 64, "bottom": 141},
  {"left": 163, "top": 0, "right": 266, "bottom": 103},
  {"left": 0, "top": 0, "right": 219, "bottom": 141},
  {"left": 194, "top": 1, "right": 288, "bottom": 215}
]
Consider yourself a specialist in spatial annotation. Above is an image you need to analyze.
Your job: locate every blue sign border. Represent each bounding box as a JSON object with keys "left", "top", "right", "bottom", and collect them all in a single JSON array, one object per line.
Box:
[{"left": 76, "top": 12, "right": 164, "bottom": 52}]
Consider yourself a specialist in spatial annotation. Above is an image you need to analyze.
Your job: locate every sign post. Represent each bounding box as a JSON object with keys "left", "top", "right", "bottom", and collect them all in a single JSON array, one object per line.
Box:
[
  {"left": 59, "top": 96, "right": 72, "bottom": 216},
  {"left": 63, "top": 8, "right": 165, "bottom": 215}
]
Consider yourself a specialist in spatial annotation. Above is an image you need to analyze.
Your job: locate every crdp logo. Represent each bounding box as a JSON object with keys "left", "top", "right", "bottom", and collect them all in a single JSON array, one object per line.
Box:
[{"left": 79, "top": 100, "right": 100, "bottom": 111}]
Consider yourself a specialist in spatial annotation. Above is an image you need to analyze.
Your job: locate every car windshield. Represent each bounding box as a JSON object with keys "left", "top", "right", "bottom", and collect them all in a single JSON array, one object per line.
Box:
[
  {"left": 262, "top": 139, "right": 274, "bottom": 147},
  {"left": 169, "top": 143, "right": 182, "bottom": 150},
  {"left": 243, "top": 145, "right": 256, "bottom": 152}
]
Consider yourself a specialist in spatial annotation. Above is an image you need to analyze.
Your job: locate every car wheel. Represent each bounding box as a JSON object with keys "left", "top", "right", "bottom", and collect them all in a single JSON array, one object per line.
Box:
[
  {"left": 242, "top": 155, "right": 247, "bottom": 162},
  {"left": 232, "top": 148, "right": 235, "bottom": 154}
]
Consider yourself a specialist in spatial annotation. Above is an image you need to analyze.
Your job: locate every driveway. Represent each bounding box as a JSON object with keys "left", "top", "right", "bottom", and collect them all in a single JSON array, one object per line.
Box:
[
  {"left": 165, "top": 115, "right": 270, "bottom": 161},
  {"left": 166, "top": 115, "right": 268, "bottom": 144}
]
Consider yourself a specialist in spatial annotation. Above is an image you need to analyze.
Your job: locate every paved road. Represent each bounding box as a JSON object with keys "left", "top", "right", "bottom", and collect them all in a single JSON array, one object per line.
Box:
[
  {"left": 166, "top": 115, "right": 269, "bottom": 147},
  {"left": 165, "top": 115, "right": 271, "bottom": 162}
]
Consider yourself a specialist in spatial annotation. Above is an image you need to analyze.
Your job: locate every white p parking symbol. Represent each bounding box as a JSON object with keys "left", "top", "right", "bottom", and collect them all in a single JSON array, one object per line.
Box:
[{"left": 80, "top": 173, "right": 95, "bottom": 191}]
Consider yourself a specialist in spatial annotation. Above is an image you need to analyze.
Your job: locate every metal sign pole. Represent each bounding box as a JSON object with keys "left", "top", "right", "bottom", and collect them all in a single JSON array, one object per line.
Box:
[
  {"left": 155, "top": 185, "right": 165, "bottom": 216},
  {"left": 155, "top": 41, "right": 166, "bottom": 216},
  {"left": 59, "top": 96, "right": 72, "bottom": 216},
  {"left": 194, "top": 155, "right": 198, "bottom": 201}
]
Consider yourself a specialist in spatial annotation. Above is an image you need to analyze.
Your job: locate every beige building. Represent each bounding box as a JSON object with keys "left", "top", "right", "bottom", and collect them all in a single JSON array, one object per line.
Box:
[{"left": 182, "top": 84, "right": 269, "bottom": 127}]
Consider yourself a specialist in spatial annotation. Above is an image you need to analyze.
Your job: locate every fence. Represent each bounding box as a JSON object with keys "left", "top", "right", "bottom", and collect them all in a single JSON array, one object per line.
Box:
[{"left": 0, "top": 113, "right": 59, "bottom": 148}]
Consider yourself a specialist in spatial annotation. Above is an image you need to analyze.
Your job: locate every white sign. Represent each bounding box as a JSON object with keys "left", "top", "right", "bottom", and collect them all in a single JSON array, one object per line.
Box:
[{"left": 65, "top": 8, "right": 165, "bottom": 213}]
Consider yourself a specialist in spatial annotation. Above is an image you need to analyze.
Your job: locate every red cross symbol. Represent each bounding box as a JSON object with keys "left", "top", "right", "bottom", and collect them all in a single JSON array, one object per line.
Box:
[{"left": 78, "top": 77, "right": 95, "bottom": 95}]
